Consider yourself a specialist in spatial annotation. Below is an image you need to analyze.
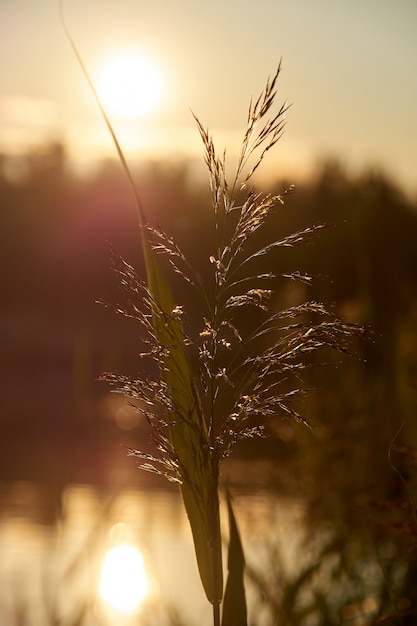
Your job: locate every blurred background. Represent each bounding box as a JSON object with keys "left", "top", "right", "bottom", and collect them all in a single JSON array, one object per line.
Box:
[{"left": 1, "top": 1, "right": 417, "bottom": 625}]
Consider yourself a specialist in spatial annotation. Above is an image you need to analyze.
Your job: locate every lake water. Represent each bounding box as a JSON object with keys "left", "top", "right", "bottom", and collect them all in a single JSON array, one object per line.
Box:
[{"left": 0, "top": 481, "right": 305, "bottom": 626}]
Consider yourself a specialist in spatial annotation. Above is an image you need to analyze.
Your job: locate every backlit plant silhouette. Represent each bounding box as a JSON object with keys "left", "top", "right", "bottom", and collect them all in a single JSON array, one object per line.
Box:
[{"left": 94, "top": 63, "right": 367, "bottom": 625}]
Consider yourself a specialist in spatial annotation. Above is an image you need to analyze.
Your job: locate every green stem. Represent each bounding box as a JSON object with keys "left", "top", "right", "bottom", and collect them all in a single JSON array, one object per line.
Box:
[
  {"left": 213, "top": 600, "right": 221, "bottom": 626},
  {"left": 209, "top": 453, "right": 222, "bottom": 611}
]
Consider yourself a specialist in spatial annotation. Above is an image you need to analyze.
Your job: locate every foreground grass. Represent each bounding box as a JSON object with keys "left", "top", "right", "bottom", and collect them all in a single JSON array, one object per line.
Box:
[{"left": 93, "top": 65, "right": 366, "bottom": 623}]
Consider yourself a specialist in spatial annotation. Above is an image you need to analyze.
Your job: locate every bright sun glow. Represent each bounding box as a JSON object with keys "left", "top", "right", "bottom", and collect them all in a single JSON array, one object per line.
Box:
[
  {"left": 96, "top": 52, "right": 163, "bottom": 119},
  {"left": 99, "top": 545, "right": 148, "bottom": 613}
]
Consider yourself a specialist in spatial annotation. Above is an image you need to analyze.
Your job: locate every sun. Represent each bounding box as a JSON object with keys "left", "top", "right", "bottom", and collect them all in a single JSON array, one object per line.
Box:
[{"left": 96, "top": 51, "right": 163, "bottom": 119}]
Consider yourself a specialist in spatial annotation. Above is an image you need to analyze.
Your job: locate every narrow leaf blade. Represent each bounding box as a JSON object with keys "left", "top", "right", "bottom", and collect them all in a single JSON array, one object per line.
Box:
[
  {"left": 221, "top": 491, "right": 247, "bottom": 626},
  {"left": 141, "top": 230, "right": 223, "bottom": 604}
]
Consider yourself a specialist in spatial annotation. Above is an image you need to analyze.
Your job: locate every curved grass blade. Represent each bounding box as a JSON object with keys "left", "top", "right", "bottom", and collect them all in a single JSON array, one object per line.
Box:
[
  {"left": 60, "top": 3, "right": 223, "bottom": 604},
  {"left": 141, "top": 232, "right": 223, "bottom": 604}
]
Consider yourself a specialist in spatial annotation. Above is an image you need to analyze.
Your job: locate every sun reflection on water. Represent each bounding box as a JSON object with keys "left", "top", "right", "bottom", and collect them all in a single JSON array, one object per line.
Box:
[{"left": 99, "top": 537, "right": 148, "bottom": 613}]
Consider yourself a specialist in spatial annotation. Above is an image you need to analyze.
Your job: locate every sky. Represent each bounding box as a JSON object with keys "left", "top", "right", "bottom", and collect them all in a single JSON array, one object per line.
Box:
[{"left": 0, "top": 0, "right": 416, "bottom": 193}]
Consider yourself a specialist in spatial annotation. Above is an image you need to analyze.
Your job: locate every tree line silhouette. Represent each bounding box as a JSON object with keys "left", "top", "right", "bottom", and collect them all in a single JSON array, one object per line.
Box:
[{"left": 1, "top": 142, "right": 417, "bottom": 508}]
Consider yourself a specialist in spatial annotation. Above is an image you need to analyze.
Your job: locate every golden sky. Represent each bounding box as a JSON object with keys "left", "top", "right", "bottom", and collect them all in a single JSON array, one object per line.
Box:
[{"left": 0, "top": 0, "right": 416, "bottom": 192}]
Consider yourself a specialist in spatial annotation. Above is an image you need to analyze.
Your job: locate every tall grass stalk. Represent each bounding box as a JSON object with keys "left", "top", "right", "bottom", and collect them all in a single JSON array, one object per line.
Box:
[
  {"left": 99, "top": 65, "right": 367, "bottom": 623},
  {"left": 62, "top": 9, "right": 366, "bottom": 621}
]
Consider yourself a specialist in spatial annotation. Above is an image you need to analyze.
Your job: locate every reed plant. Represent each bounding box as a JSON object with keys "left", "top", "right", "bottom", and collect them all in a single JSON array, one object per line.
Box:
[
  {"left": 62, "top": 11, "right": 366, "bottom": 620},
  {"left": 97, "top": 67, "right": 368, "bottom": 625}
]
